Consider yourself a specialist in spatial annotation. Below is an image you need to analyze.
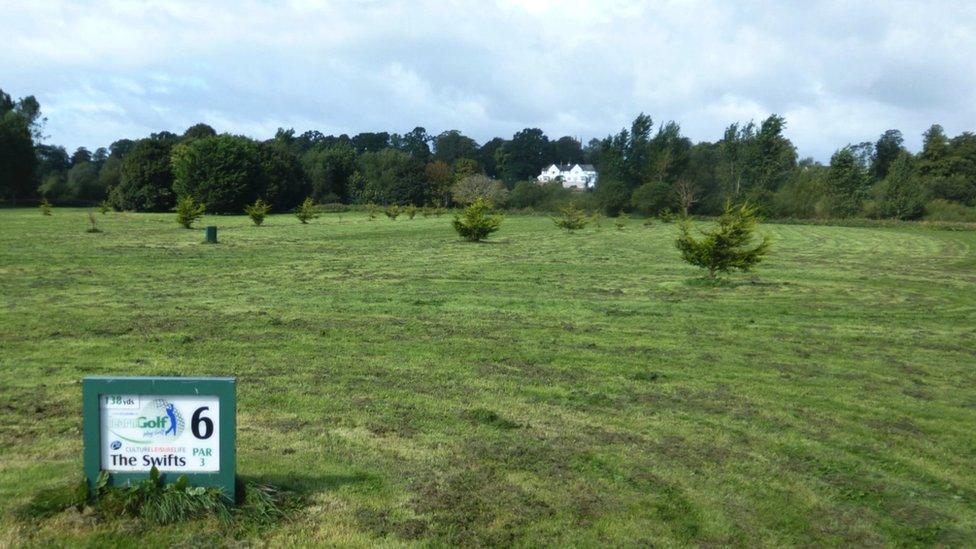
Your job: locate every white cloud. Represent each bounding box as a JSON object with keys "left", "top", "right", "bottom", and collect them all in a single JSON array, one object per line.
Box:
[{"left": 1, "top": 0, "right": 975, "bottom": 159}]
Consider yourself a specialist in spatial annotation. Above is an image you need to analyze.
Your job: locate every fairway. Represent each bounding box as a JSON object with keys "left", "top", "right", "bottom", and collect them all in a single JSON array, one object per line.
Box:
[{"left": 2, "top": 208, "right": 975, "bottom": 546}]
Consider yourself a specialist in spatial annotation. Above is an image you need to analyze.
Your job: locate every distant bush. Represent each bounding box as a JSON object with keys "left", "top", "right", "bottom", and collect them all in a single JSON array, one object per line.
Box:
[
  {"left": 39, "top": 198, "right": 52, "bottom": 216},
  {"left": 244, "top": 198, "right": 272, "bottom": 226},
  {"left": 295, "top": 197, "right": 319, "bottom": 224},
  {"left": 675, "top": 202, "right": 770, "bottom": 279},
  {"left": 658, "top": 208, "right": 676, "bottom": 223},
  {"left": 590, "top": 211, "right": 604, "bottom": 229},
  {"left": 508, "top": 180, "right": 576, "bottom": 211},
  {"left": 175, "top": 196, "right": 205, "bottom": 229},
  {"left": 615, "top": 212, "right": 629, "bottom": 230},
  {"left": 385, "top": 204, "right": 401, "bottom": 220},
  {"left": 552, "top": 202, "right": 588, "bottom": 231},
  {"left": 596, "top": 179, "right": 631, "bottom": 216},
  {"left": 451, "top": 174, "right": 508, "bottom": 206},
  {"left": 453, "top": 197, "right": 502, "bottom": 242},
  {"left": 405, "top": 204, "right": 418, "bottom": 219},
  {"left": 366, "top": 203, "right": 379, "bottom": 220},
  {"left": 317, "top": 202, "right": 349, "bottom": 213},
  {"left": 98, "top": 200, "right": 112, "bottom": 214},
  {"left": 924, "top": 199, "right": 976, "bottom": 223},
  {"left": 630, "top": 181, "right": 673, "bottom": 215},
  {"left": 86, "top": 211, "right": 101, "bottom": 233}
]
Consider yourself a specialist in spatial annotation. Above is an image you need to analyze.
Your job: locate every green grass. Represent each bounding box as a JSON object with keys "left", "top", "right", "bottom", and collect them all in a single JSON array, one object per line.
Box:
[{"left": 1, "top": 207, "right": 975, "bottom": 546}]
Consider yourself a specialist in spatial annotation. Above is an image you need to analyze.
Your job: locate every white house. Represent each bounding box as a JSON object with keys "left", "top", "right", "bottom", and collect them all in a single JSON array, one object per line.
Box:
[{"left": 537, "top": 163, "right": 599, "bottom": 189}]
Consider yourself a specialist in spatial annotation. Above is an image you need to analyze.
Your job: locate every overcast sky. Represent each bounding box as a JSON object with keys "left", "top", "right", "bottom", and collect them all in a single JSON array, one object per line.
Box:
[{"left": 2, "top": 0, "right": 975, "bottom": 160}]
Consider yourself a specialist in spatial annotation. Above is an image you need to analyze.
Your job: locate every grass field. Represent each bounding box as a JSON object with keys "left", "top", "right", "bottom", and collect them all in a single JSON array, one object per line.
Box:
[{"left": 1, "top": 207, "right": 975, "bottom": 546}]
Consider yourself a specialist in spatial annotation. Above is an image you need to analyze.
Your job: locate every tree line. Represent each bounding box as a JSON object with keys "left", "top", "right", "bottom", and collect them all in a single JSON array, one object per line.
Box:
[{"left": 1, "top": 87, "right": 974, "bottom": 220}]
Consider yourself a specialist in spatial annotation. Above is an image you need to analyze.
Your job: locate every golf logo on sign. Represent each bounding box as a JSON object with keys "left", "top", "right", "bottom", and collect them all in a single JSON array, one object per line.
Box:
[{"left": 100, "top": 394, "right": 219, "bottom": 472}]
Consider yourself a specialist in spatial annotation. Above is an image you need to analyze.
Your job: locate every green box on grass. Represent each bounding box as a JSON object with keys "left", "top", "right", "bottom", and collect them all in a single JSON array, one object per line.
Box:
[{"left": 82, "top": 376, "right": 236, "bottom": 501}]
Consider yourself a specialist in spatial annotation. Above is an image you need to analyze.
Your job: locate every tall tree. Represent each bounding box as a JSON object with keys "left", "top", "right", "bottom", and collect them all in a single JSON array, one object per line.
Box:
[
  {"left": 352, "top": 132, "right": 390, "bottom": 154},
  {"left": 353, "top": 149, "right": 427, "bottom": 205},
  {"left": 495, "top": 128, "right": 551, "bottom": 184},
  {"left": 825, "top": 147, "right": 869, "bottom": 217},
  {"left": 0, "top": 88, "right": 39, "bottom": 199},
  {"left": 71, "top": 147, "right": 92, "bottom": 166},
  {"left": 66, "top": 161, "right": 104, "bottom": 200},
  {"left": 751, "top": 114, "right": 796, "bottom": 192},
  {"left": 478, "top": 137, "right": 505, "bottom": 178},
  {"left": 170, "top": 135, "right": 265, "bottom": 213},
  {"left": 424, "top": 160, "right": 453, "bottom": 206},
  {"left": 876, "top": 151, "right": 925, "bottom": 219},
  {"left": 919, "top": 124, "right": 950, "bottom": 171},
  {"left": 433, "top": 130, "right": 479, "bottom": 165},
  {"left": 110, "top": 137, "right": 177, "bottom": 211},
  {"left": 550, "top": 136, "right": 585, "bottom": 165},
  {"left": 390, "top": 127, "right": 431, "bottom": 162},
  {"left": 302, "top": 144, "right": 358, "bottom": 202},
  {"left": 183, "top": 123, "right": 217, "bottom": 140},
  {"left": 871, "top": 129, "right": 904, "bottom": 180},
  {"left": 258, "top": 141, "right": 308, "bottom": 210}
]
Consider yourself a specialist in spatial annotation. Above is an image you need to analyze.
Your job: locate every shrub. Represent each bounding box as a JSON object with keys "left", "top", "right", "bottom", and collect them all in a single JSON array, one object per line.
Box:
[
  {"left": 453, "top": 197, "right": 502, "bottom": 242},
  {"left": 175, "top": 196, "right": 206, "bottom": 229},
  {"left": 366, "top": 203, "right": 379, "bottom": 220},
  {"left": 98, "top": 200, "right": 112, "bottom": 214},
  {"left": 596, "top": 179, "right": 631, "bottom": 216},
  {"left": 675, "top": 202, "right": 770, "bottom": 279},
  {"left": 86, "top": 211, "right": 101, "bottom": 233},
  {"left": 643, "top": 217, "right": 654, "bottom": 227},
  {"left": 924, "top": 199, "right": 976, "bottom": 223},
  {"left": 244, "top": 198, "right": 272, "bottom": 226},
  {"left": 659, "top": 208, "right": 676, "bottom": 223},
  {"left": 630, "top": 180, "right": 673, "bottom": 215},
  {"left": 615, "top": 212, "right": 629, "bottom": 230},
  {"left": 295, "top": 197, "right": 319, "bottom": 224},
  {"left": 552, "top": 202, "right": 589, "bottom": 231},
  {"left": 405, "top": 204, "right": 418, "bottom": 219},
  {"left": 39, "top": 198, "right": 52, "bottom": 216},
  {"left": 318, "top": 202, "right": 349, "bottom": 213},
  {"left": 385, "top": 204, "right": 401, "bottom": 220},
  {"left": 590, "top": 212, "right": 604, "bottom": 229},
  {"left": 451, "top": 174, "right": 509, "bottom": 206}
]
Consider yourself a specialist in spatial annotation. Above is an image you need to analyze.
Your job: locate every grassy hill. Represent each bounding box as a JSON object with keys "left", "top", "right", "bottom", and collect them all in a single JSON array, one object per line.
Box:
[{"left": 1, "top": 208, "right": 974, "bottom": 546}]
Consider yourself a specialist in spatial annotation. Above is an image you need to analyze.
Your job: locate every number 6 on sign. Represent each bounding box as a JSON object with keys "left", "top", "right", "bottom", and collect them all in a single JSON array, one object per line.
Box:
[{"left": 192, "top": 406, "right": 214, "bottom": 439}]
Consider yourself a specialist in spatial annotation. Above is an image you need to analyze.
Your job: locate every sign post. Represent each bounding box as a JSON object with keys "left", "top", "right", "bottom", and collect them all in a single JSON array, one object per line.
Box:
[{"left": 82, "top": 376, "right": 236, "bottom": 501}]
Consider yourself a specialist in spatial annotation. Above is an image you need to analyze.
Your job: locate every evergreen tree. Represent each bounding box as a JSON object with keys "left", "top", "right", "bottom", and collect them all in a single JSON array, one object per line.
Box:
[
  {"left": 824, "top": 147, "right": 869, "bottom": 217},
  {"left": 675, "top": 202, "right": 770, "bottom": 278},
  {"left": 875, "top": 152, "right": 925, "bottom": 220}
]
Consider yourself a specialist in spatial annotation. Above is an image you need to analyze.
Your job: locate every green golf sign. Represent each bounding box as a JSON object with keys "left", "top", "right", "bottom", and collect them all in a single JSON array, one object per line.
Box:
[{"left": 83, "top": 376, "right": 237, "bottom": 501}]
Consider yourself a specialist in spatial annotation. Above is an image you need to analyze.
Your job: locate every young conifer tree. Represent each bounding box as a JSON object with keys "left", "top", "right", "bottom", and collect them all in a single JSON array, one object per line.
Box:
[
  {"left": 675, "top": 202, "right": 770, "bottom": 278},
  {"left": 175, "top": 196, "right": 205, "bottom": 229},
  {"left": 452, "top": 197, "right": 502, "bottom": 242}
]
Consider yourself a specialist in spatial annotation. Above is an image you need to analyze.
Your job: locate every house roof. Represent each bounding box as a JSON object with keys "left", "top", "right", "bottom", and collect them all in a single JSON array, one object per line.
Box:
[{"left": 548, "top": 163, "right": 597, "bottom": 172}]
